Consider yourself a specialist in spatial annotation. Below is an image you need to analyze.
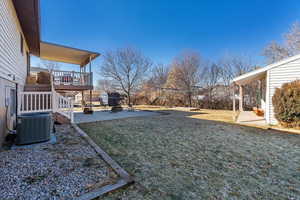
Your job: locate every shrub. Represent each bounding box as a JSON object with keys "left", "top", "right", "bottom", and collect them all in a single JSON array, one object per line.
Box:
[{"left": 272, "top": 80, "right": 300, "bottom": 128}]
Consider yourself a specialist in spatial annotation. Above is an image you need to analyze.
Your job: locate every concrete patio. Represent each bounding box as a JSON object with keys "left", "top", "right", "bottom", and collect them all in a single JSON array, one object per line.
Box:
[
  {"left": 74, "top": 110, "right": 159, "bottom": 123},
  {"left": 237, "top": 111, "right": 267, "bottom": 126}
]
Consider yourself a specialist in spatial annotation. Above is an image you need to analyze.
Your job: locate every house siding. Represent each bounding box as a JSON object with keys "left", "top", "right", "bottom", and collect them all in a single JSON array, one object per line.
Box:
[
  {"left": 268, "top": 58, "right": 300, "bottom": 125},
  {"left": 0, "top": 0, "right": 29, "bottom": 83},
  {"left": 0, "top": 0, "right": 29, "bottom": 146}
]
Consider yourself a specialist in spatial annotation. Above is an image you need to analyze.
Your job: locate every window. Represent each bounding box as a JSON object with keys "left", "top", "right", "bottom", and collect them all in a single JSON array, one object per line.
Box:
[{"left": 20, "top": 33, "right": 23, "bottom": 55}]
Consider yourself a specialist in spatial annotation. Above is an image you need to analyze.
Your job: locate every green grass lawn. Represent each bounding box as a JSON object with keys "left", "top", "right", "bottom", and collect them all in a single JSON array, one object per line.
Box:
[{"left": 79, "top": 110, "right": 300, "bottom": 200}]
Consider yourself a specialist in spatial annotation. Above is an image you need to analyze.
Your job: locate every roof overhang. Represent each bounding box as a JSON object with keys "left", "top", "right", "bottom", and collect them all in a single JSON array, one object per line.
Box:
[
  {"left": 232, "top": 69, "right": 267, "bottom": 85},
  {"left": 12, "top": 0, "right": 40, "bottom": 56},
  {"left": 232, "top": 53, "right": 300, "bottom": 85},
  {"left": 40, "top": 41, "right": 100, "bottom": 66}
]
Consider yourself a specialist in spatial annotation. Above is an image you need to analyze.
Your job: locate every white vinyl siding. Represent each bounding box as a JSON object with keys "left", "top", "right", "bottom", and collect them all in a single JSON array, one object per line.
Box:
[
  {"left": 268, "top": 58, "right": 300, "bottom": 124},
  {"left": 0, "top": 0, "right": 29, "bottom": 85}
]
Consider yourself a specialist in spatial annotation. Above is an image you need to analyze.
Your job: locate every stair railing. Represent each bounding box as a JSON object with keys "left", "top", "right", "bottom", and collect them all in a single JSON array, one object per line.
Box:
[
  {"left": 19, "top": 73, "right": 74, "bottom": 123},
  {"left": 51, "top": 73, "right": 74, "bottom": 123}
]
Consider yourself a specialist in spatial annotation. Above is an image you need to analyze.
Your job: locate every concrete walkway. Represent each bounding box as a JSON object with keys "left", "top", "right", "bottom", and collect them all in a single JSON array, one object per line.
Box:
[
  {"left": 237, "top": 111, "right": 267, "bottom": 126},
  {"left": 74, "top": 110, "right": 159, "bottom": 123}
]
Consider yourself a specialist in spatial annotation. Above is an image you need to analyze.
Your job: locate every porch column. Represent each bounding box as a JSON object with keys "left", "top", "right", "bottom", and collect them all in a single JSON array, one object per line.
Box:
[
  {"left": 259, "top": 79, "right": 264, "bottom": 110},
  {"left": 239, "top": 84, "right": 244, "bottom": 111},
  {"left": 232, "top": 83, "right": 236, "bottom": 121}
]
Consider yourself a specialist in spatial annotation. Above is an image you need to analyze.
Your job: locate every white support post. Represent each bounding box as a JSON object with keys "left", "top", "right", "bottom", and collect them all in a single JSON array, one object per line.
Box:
[
  {"left": 70, "top": 98, "right": 74, "bottom": 123},
  {"left": 89, "top": 56, "right": 92, "bottom": 86},
  {"left": 52, "top": 92, "right": 57, "bottom": 113},
  {"left": 239, "top": 84, "right": 244, "bottom": 112},
  {"left": 232, "top": 83, "right": 236, "bottom": 121}
]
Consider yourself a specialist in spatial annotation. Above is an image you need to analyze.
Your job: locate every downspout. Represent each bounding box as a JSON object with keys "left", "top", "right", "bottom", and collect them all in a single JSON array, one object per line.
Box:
[{"left": 15, "top": 83, "right": 18, "bottom": 119}]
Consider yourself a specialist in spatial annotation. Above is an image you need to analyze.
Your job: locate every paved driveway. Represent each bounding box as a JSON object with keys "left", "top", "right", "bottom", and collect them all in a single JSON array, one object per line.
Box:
[{"left": 74, "top": 110, "right": 158, "bottom": 123}]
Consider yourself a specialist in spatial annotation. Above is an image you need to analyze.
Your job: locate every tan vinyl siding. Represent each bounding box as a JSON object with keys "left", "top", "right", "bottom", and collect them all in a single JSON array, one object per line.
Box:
[
  {"left": 0, "top": 0, "right": 30, "bottom": 146},
  {"left": 268, "top": 58, "right": 300, "bottom": 125},
  {"left": 0, "top": 0, "right": 29, "bottom": 85}
]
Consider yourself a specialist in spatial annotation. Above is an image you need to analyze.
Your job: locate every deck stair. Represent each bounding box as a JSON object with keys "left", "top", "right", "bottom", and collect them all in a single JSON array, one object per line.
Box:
[{"left": 19, "top": 74, "right": 74, "bottom": 123}]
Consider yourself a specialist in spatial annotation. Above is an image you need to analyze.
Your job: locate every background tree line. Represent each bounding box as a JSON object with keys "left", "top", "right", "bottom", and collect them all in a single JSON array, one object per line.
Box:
[{"left": 98, "top": 22, "right": 300, "bottom": 110}]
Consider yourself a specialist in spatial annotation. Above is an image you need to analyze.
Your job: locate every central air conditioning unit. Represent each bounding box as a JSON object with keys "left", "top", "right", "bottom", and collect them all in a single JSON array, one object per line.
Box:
[{"left": 16, "top": 112, "right": 51, "bottom": 145}]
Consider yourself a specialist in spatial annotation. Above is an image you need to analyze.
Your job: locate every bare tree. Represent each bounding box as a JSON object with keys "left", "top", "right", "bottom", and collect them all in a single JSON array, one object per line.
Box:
[
  {"left": 148, "top": 63, "right": 169, "bottom": 89},
  {"left": 96, "top": 79, "right": 115, "bottom": 93},
  {"left": 41, "top": 60, "right": 60, "bottom": 71},
  {"left": 262, "top": 41, "right": 290, "bottom": 64},
  {"left": 285, "top": 21, "right": 300, "bottom": 55},
  {"left": 219, "top": 54, "right": 254, "bottom": 97},
  {"left": 100, "top": 47, "right": 152, "bottom": 106},
  {"left": 139, "top": 63, "right": 170, "bottom": 105},
  {"left": 202, "top": 63, "right": 221, "bottom": 108},
  {"left": 167, "top": 52, "right": 201, "bottom": 107},
  {"left": 262, "top": 21, "right": 300, "bottom": 64}
]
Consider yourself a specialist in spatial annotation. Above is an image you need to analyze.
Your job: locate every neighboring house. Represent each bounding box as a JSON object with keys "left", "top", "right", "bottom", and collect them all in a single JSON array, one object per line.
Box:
[
  {"left": 74, "top": 90, "right": 101, "bottom": 104},
  {"left": 30, "top": 66, "right": 49, "bottom": 74},
  {"left": 0, "top": 0, "right": 99, "bottom": 146},
  {"left": 232, "top": 54, "right": 300, "bottom": 125}
]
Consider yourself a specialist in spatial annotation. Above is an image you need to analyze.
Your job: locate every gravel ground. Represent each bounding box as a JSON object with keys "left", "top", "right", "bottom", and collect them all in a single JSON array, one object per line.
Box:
[
  {"left": 0, "top": 124, "right": 118, "bottom": 200},
  {"left": 79, "top": 110, "right": 300, "bottom": 200}
]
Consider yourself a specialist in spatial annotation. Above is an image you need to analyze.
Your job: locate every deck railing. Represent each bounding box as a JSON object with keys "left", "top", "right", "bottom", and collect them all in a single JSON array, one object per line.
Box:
[
  {"left": 19, "top": 92, "right": 52, "bottom": 113},
  {"left": 52, "top": 92, "right": 74, "bottom": 123},
  {"left": 19, "top": 91, "right": 74, "bottom": 123},
  {"left": 52, "top": 70, "right": 92, "bottom": 86}
]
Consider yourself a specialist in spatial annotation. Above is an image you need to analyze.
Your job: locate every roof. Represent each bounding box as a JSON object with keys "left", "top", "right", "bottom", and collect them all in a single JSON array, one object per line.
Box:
[
  {"left": 12, "top": 0, "right": 40, "bottom": 56},
  {"left": 232, "top": 53, "right": 300, "bottom": 85},
  {"left": 40, "top": 41, "right": 100, "bottom": 66}
]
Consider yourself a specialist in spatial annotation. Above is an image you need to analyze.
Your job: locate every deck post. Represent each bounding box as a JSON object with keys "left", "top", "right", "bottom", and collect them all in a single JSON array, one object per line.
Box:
[
  {"left": 89, "top": 56, "right": 93, "bottom": 110},
  {"left": 70, "top": 98, "right": 74, "bottom": 123},
  {"left": 239, "top": 84, "right": 243, "bottom": 112},
  {"left": 81, "top": 91, "right": 84, "bottom": 109},
  {"left": 89, "top": 56, "right": 92, "bottom": 73},
  {"left": 89, "top": 90, "right": 92, "bottom": 109},
  {"left": 80, "top": 64, "right": 83, "bottom": 85},
  {"left": 89, "top": 56, "right": 92, "bottom": 86}
]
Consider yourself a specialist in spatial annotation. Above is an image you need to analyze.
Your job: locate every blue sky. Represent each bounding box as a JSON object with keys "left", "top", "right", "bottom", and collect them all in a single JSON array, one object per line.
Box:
[{"left": 33, "top": 0, "right": 300, "bottom": 82}]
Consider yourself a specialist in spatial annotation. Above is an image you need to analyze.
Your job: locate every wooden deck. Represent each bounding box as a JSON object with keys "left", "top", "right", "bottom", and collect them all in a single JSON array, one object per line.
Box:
[
  {"left": 237, "top": 111, "right": 267, "bottom": 126},
  {"left": 24, "top": 84, "right": 92, "bottom": 92},
  {"left": 54, "top": 85, "right": 93, "bottom": 91},
  {"left": 24, "top": 84, "right": 51, "bottom": 91}
]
